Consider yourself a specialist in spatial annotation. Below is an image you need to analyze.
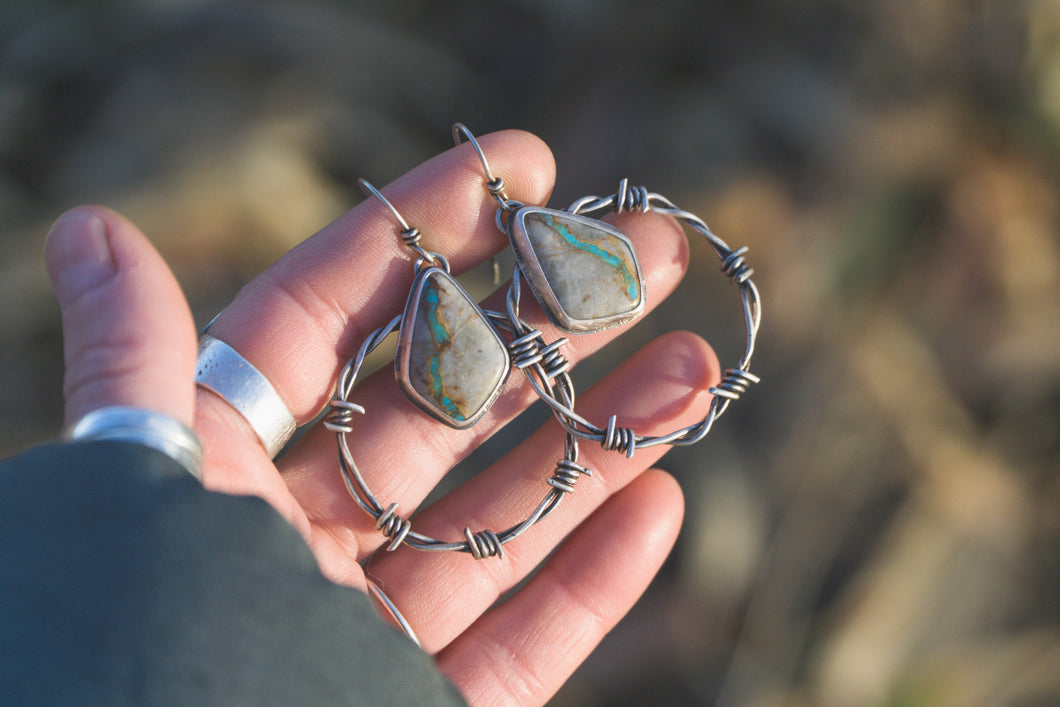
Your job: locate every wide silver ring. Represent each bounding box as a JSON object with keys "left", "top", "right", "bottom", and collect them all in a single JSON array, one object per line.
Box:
[
  {"left": 195, "top": 334, "right": 296, "bottom": 458},
  {"left": 67, "top": 406, "right": 204, "bottom": 480}
]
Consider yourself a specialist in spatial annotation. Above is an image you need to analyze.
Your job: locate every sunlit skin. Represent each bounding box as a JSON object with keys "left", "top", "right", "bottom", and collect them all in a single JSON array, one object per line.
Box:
[{"left": 45, "top": 129, "right": 719, "bottom": 706}]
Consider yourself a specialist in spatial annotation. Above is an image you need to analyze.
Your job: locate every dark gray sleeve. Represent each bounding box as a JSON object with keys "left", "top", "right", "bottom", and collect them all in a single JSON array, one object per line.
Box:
[{"left": 0, "top": 440, "right": 466, "bottom": 706}]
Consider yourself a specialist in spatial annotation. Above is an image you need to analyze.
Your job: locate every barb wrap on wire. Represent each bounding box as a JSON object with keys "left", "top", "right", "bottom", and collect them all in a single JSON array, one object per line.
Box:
[{"left": 497, "top": 179, "right": 762, "bottom": 454}]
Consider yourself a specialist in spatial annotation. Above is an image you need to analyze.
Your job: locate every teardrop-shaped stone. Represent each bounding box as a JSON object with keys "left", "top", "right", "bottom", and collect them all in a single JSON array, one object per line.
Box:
[
  {"left": 508, "top": 207, "right": 645, "bottom": 333},
  {"left": 396, "top": 267, "right": 510, "bottom": 428}
]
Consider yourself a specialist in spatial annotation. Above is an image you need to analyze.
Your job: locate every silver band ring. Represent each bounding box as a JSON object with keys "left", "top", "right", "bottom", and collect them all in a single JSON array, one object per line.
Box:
[
  {"left": 67, "top": 406, "right": 204, "bottom": 480},
  {"left": 195, "top": 335, "right": 296, "bottom": 458}
]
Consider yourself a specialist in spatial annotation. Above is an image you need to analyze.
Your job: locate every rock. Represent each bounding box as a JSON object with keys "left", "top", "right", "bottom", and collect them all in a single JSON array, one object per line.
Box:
[
  {"left": 509, "top": 207, "right": 644, "bottom": 333},
  {"left": 396, "top": 267, "right": 509, "bottom": 428}
]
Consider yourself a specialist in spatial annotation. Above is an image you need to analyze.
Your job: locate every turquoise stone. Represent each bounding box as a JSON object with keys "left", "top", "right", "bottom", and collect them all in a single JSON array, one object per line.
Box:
[
  {"left": 396, "top": 267, "right": 510, "bottom": 428},
  {"left": 509, "top": 207, "right": 644, "bottom": 333}
]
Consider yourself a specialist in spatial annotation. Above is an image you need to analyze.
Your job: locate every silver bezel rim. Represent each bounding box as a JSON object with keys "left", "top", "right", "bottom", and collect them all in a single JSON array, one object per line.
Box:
[
  {"left": 508, "top": 206, "right": 646, "bottom": 334},
  {"left": 394, "top": 266, "right": 511, "bottom": 429}
]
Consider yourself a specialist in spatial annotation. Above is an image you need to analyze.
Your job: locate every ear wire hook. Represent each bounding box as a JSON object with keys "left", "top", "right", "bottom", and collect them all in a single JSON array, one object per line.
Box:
[
  {"left": 452, "top": 124, "right": 514, "bottom": 285},
  {"left": 358, "top": 178, "right": 412, "bottom": 231},
  {"left": 452, "top": 123, "right": 515, "bottom": 211},
  {"left": 452, "top": 123, "right": 498, "bottom": 184},
  {"left": 358, "top": 178, "right": 447, "bottom": 272}
]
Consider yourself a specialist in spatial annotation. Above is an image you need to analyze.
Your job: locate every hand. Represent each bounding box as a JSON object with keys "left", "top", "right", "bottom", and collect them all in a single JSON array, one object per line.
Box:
[{"left": 45, "top": 130, "right": 719, "bottom": 706}]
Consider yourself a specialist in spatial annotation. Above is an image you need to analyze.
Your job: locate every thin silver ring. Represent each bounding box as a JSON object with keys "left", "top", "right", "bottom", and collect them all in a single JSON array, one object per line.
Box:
[
  {"left": 195, "top": 335, "right": 296, "bottom": 458},
  {"left": 366, "top": 576, "right": 421, "bottom": 647},
  {"left": 67, "top": 405, "right": 204, "bottom": 480}
]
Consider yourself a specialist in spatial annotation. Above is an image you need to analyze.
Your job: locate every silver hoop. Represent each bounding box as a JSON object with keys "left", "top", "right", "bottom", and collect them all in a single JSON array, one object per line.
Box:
[
  {"left": 454, "top": 124, "right": 761, "bottom": 457},
  {"left": 195, "top": 335, "right": 296, "bottom": 458},
  {"left": 323, "top": 307, "right": 592, "bottom": 560},
  {"left": 67, "top": 405, "right": 204, "bottom": 480},
  {"left": 537, "top": 182, "right": 762, "bottom": 456}
]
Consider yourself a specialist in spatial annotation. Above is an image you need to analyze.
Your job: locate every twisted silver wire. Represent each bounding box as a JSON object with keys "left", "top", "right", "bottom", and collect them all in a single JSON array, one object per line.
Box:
[
  {"left": 376, "top": 503, "right": 413, "bottom": 551},
  {"left": 508, "top": 329, "right": 546, "bottom": 369},
  {"left": 615, "top": 178, "right": 651, "bottom": 214},
  {"left": 327, "top": 305, "right": 596, "bottom": 560},
  {"left": 601, "top": 415, "right": 638, "bottom": 458},
  {"left": 720, "top": 246, "right": 754, "bottom": 284},
  {"left": 451, "top": 124, "right": 759, "bottom": 457},
  {"left": 502, "top": 182, "right": 762, "bottom": 455},
  {"left": 711, "top": 368, "right": 761, "bottom": 401},
  {"left": 465, "top": 528, "right": 503, "bottom": 560},
  {"left": 328, "top": 172, "right": 605, "bottom": 559}
]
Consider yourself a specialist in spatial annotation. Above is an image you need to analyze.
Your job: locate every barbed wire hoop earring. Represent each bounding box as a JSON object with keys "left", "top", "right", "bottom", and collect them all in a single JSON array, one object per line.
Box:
[
  {"left": 452, "top": 124, "right": 762, "bottom": 459},
  {"left": 552, "top": 184, "right": 761, "bottom": 456},
  {"left": 322, "top": 181, "right": 595, "bottom": 561}
]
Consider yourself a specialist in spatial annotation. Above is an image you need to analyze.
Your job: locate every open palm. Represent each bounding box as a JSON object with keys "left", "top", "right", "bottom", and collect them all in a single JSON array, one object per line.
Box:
[{"left": 47, "top": 129, "right": 719, "bottom": 706}]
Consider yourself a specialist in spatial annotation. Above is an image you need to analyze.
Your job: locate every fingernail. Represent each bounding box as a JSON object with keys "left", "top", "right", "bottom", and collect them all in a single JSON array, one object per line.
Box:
[{"left": 45, "top": 211, "right": 116, "bottom": 298}]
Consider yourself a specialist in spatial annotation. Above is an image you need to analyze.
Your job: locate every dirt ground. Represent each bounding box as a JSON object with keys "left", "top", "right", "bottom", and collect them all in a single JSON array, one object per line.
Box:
[{"left": 2, "top": 1, "right": 1059, "bottom": 705}]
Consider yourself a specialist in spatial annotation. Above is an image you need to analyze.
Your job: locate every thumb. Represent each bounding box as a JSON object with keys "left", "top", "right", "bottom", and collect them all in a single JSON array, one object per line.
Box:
[{"left": 45, "top": 206, "right": 198, "bottom": 428}]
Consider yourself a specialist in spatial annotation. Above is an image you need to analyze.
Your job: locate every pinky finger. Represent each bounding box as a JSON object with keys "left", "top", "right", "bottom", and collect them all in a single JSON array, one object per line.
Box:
[{"left": 436, "top": 469, "right": 685, "bottom": 707}]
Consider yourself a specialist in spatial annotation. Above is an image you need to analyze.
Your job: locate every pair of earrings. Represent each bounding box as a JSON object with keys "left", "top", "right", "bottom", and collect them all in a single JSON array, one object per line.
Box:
[
  {"left": 365, "top": 122, "right": 653, "bottom": 433},
  {"left": 324, "top": 124, "right": 761, "bottom": 560}
]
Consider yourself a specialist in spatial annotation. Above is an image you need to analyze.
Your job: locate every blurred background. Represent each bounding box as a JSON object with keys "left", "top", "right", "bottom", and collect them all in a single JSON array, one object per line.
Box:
[{"left": 2, "top": 0, "right": 1059, "bottom": 704}]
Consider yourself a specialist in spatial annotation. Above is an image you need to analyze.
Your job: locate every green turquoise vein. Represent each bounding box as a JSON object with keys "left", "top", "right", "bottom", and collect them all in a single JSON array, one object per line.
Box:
[
  {"left": 422, "top": 281, "right": 466, "bottom": 421},
  {"left": 539, "top": 213, "right": 639, "bottom": 301}
]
